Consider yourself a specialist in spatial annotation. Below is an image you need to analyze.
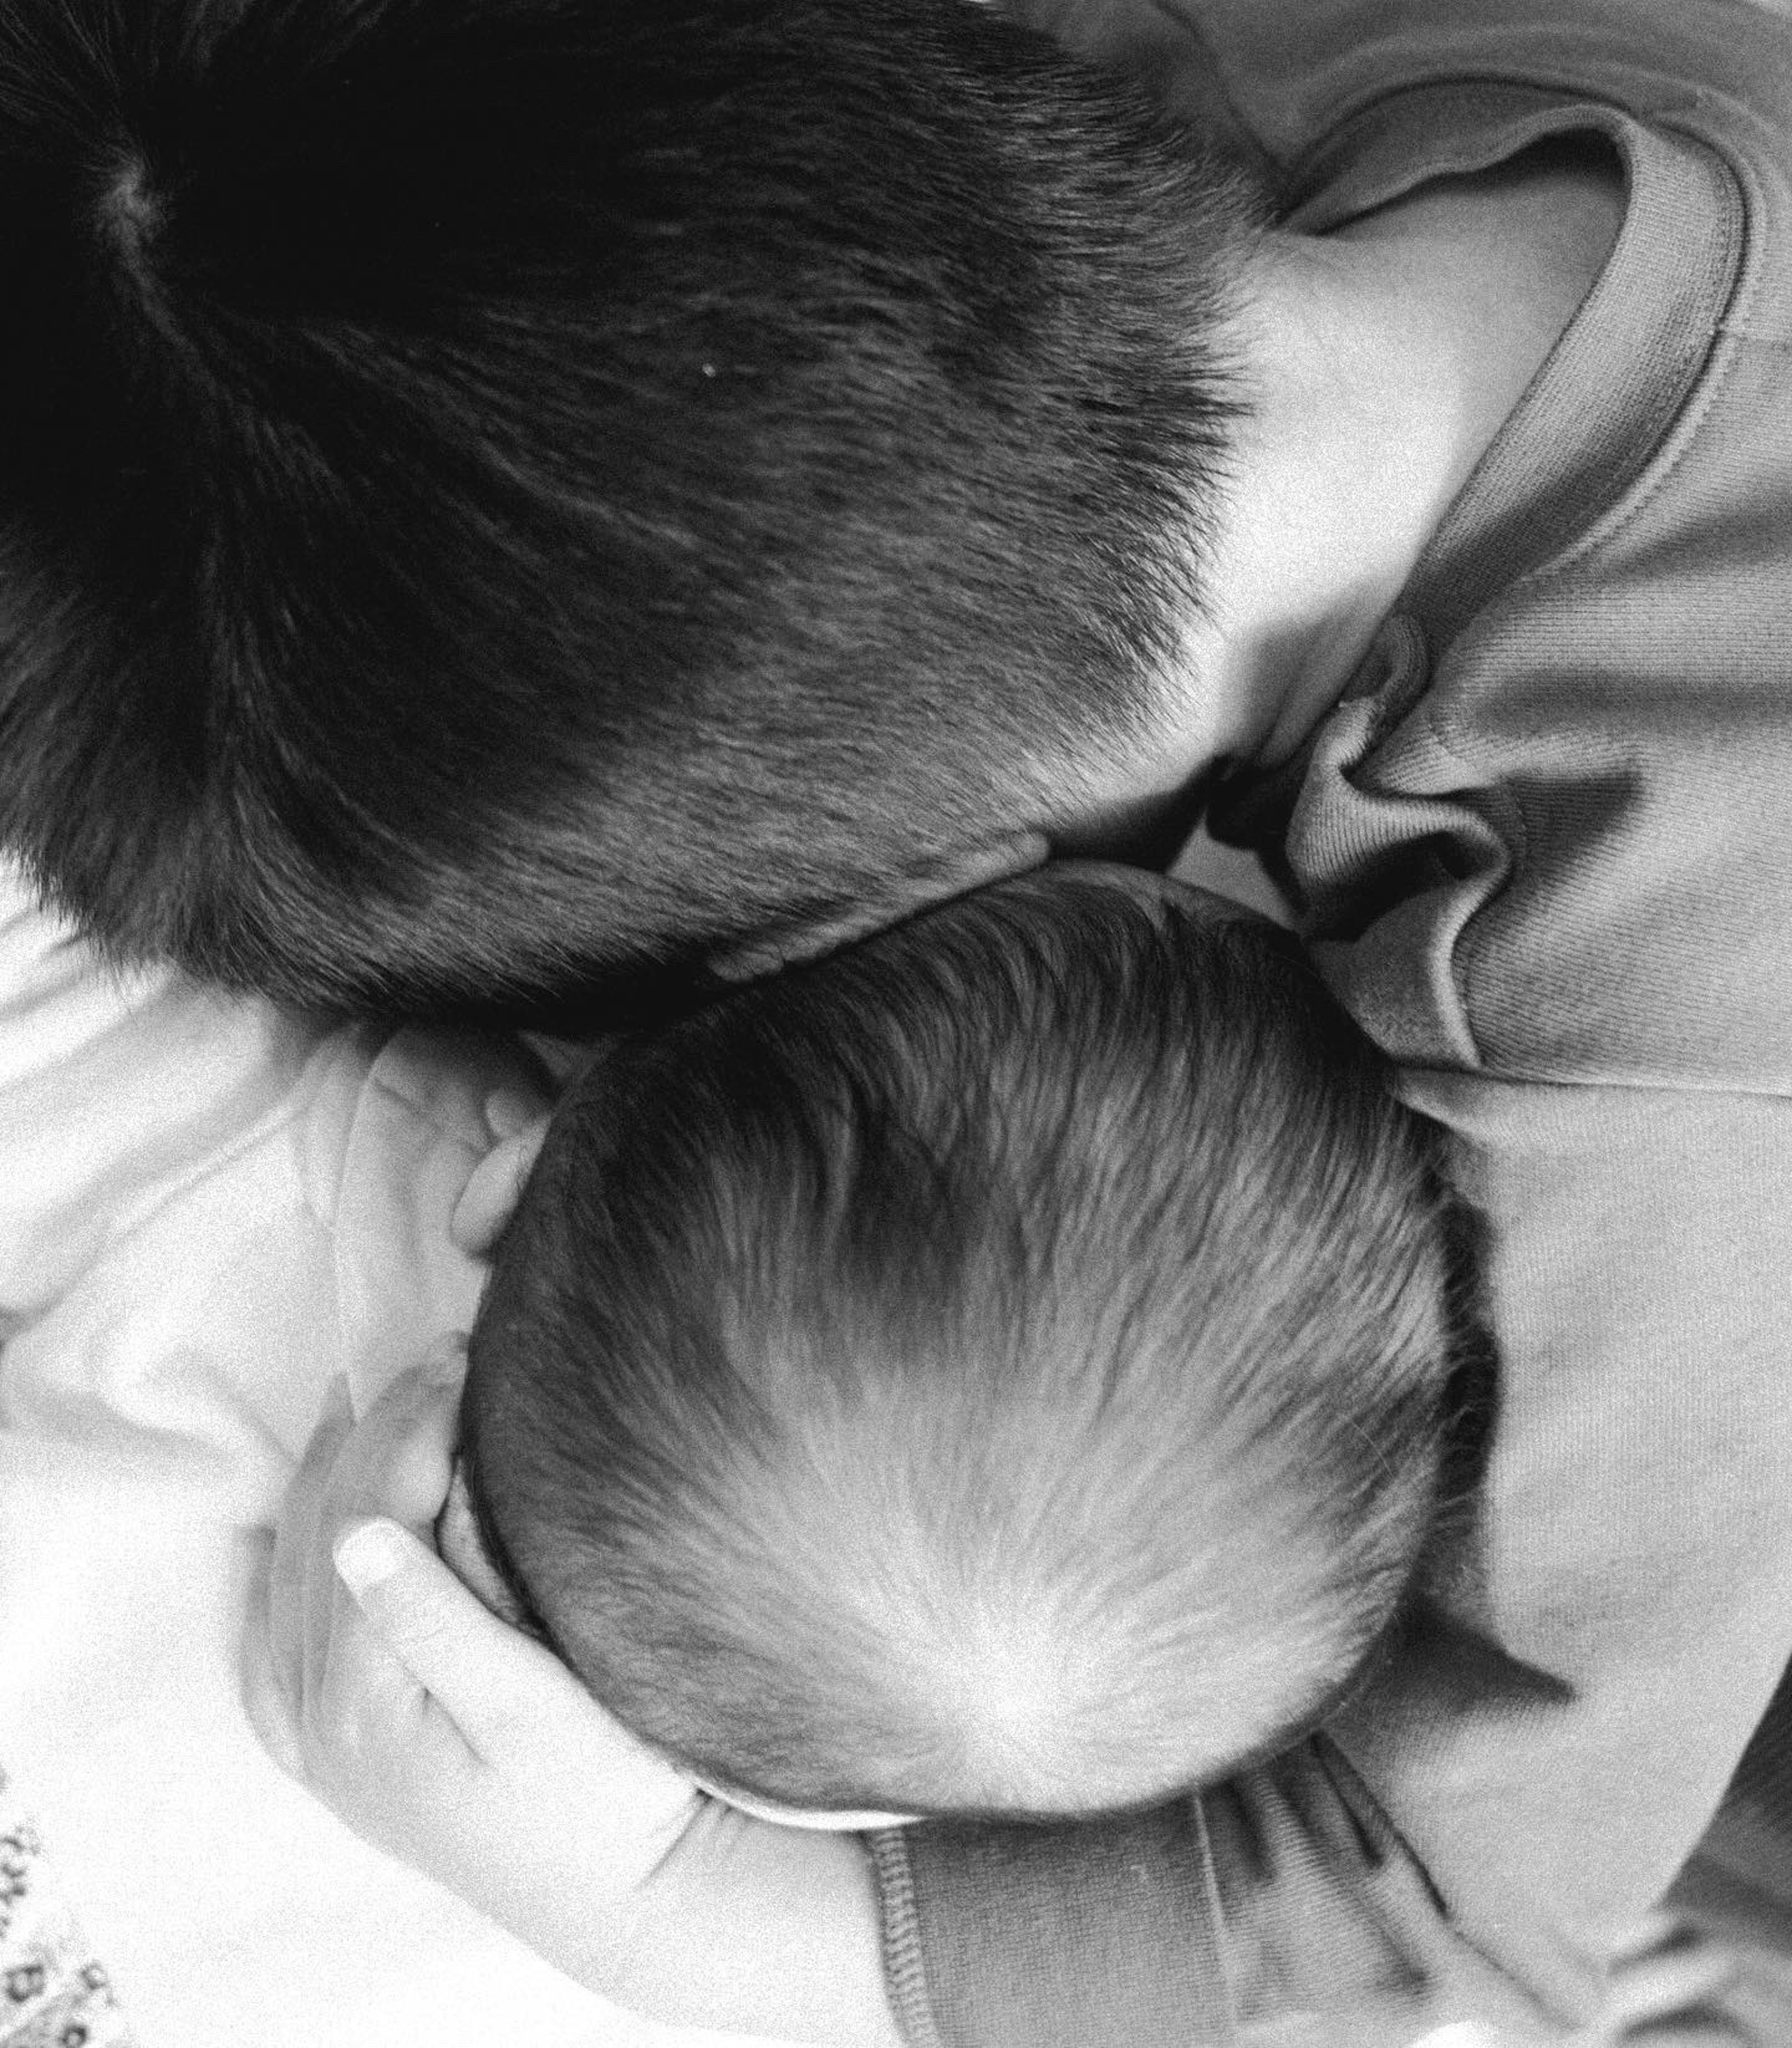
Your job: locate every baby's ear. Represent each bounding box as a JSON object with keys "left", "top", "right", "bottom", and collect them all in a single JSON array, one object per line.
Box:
[
  {"left": 452, "top": 1100, "right": 551, "bottom": 1256},
  {"left": 703, "top": 830, "right": 1051, "bottom": 981}
]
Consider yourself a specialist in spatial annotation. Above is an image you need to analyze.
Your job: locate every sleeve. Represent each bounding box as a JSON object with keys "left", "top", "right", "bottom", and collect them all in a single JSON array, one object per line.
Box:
[
  {"left": 873, "top": 1799, "right": 1228, "bottom": 2048},
  {"left": 874, "top": 1078, "right": 1792, "bottom": 2042}
]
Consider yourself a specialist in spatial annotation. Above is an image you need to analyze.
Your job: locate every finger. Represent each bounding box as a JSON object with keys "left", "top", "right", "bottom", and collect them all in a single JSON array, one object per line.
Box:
[
  {"left": 1594, "top": 1926, "right": 1748, "bottom": 2041},
  {"left": 335, "top": 1517, "right": 693, "bottom": 1837},
  {"left": 1600, "top": 2013, "right": 1750, "bottom": 2046},
  {"left": 270, "top": 1375, "right": 355, "bottom": 1706},
  {"left": 302, "top": 1365, "right": 462, "bottom": 1706},
  {"left": 241, "top": 1568, "right": 308, "bottom": 1782},
  {"left": 334, "top": 1517, "right": 589, "bottom": 1754},
  {"left": 1310, "top": 1739, "right": 1447, "bottom": 1923},
  {"left": 312, "top": 1568, "right": 445, "bottom": 1770},
  {"left": 1227, "top": 1751, "right": 1445, "bottom": 2000},
  {"left": 1236, "top": 1748, "right": 1374, "bottom": 1896},
  {"left": 1605, "top": 1915, "right": 1691, "bottom": 1970},
  {"left": 450, "top": 1117, "right": 548, "bottom": 1256},
  {"left": 1231, "top": 1758, "right": 1387, "bottom": 1956},
  {"left": 336, "top": 1359, "right": 464, "bottom": 1528},
  {"left": 1197, "top": 1780, "right": 1261, "bottom": 1893}
]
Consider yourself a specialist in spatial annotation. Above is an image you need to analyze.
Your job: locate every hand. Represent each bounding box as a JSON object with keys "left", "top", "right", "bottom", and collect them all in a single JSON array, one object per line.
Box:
[
  {"left": 1203, "top": 1742, "right": 1567, "bottom": 2044},
  {"left": 1575, "top": 1915, "right": 1781, "bottom": 2046},
  {"left": 243, "top": 1359, "right": 694, "bottom": 1970},
  {"left": 243, "top": 1365, "right": 900, "bottom": 2046}
]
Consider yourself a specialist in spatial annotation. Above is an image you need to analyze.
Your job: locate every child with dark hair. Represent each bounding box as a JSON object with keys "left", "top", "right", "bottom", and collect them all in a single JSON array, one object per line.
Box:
[
  {"left": 0, "top": 0, "right": 1255, "bottom": 1020},
  {"left": 453, "top": 866, "right": 1458, "bottom": 1825},
  {"left": 23, "top": 0, "right": 1784, "bottom": 2032}
]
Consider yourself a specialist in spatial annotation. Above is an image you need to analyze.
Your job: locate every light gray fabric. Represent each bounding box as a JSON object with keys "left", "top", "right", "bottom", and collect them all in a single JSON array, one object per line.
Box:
[
  {"left": 877, "top": 1802, "right": 1232, "bottom": 2048},
  {"left": 879, "top": 3, "right": 1792, "bottom": 2039}
]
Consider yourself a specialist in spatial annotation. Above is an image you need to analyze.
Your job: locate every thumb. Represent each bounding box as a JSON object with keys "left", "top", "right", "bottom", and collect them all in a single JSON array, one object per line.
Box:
[
  {"left": 333, "top": 1517, "right": 581, "bottom": 1752},
  {"left": 333, "top": 1517, "right": 686, "bottom": 1827}
]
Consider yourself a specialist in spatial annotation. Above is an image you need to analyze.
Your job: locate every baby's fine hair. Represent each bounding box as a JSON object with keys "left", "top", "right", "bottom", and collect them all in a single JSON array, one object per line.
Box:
[
  {"left": 465, "top": 867, "right": 1456, "bottom": 1819},
  {"left": 0, "top": 0, "right": 1257, "bottom": 1021}
]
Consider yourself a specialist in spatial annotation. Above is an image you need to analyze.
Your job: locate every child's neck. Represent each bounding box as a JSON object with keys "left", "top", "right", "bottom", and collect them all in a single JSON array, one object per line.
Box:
[{"left": 1164, "top": 140, "right": 1626, "bottom": 782}]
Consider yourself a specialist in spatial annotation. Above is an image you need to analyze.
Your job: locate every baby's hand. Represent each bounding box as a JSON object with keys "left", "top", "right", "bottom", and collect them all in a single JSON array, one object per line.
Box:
[
  {"left": 243, "top": 1361, "right": 694, "bottom": 1981},
  {"left": 243, "top": 1364, "right": 897, "bottom": 2046}
]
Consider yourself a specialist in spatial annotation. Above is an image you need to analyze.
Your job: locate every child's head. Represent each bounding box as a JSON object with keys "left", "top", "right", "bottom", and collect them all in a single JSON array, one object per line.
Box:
[
  {"left": 0, "top": 0, "right": 1260, "bottom": 1019},
  {"left": 461, "top": 866, "right": 1456, "bottom": 1821}
]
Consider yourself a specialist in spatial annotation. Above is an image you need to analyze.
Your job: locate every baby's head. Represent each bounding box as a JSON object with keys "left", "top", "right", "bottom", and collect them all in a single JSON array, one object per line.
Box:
[{"left": 459, "top": 866, "right": 1456, "bottom": 1822}]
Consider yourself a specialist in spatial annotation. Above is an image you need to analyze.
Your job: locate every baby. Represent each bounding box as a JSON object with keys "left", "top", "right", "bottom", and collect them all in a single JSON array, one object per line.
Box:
[{"left": 450, "top": 865, "right": 1460, "bottom": 1823}]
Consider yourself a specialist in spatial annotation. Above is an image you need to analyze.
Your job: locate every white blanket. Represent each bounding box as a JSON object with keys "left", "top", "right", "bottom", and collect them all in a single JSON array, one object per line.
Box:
[{"left": 0, "top": 869, "right": 803, "bottom": 2048}]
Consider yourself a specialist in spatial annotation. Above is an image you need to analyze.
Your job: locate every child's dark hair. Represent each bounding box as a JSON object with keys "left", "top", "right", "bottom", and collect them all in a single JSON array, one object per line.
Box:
[
  {"left": 464, "top": 867, "right": 1456, "bottom": 1818},
  {"left": 0, "top": 0, "right": 1257, "bottom": 1021}
]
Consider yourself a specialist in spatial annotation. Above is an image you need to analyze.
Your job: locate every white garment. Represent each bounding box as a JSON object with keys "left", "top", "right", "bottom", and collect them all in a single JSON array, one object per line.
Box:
[{"left": 0, "top": 867, "right": 791, "bottom": 2048}]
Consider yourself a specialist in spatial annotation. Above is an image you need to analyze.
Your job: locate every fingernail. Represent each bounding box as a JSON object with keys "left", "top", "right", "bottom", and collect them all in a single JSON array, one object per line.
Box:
[{"left": 334, "top": 1519, "right": 412, "bottom": 1595}]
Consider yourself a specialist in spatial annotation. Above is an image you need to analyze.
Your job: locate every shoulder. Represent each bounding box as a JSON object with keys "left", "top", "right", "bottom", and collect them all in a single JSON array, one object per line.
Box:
[{"left": 1072, "top": 0, "right": 1792, "bottom": 181}]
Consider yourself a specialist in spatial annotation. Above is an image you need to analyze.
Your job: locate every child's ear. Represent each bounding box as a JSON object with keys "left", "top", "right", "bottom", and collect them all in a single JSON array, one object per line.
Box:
[
  {"left": 452, "top": 1104, "right": 551, "bottom": 1256},
  {"left": 703, "top": 830, "right": 1051, "bottom": 981}
]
